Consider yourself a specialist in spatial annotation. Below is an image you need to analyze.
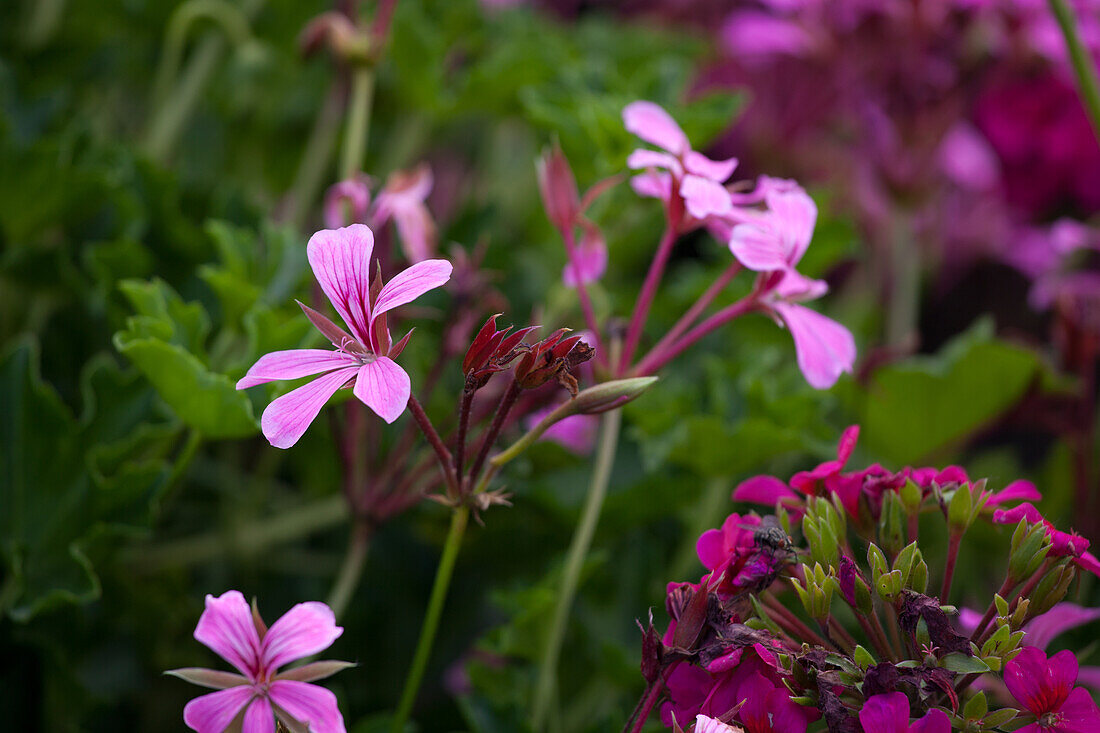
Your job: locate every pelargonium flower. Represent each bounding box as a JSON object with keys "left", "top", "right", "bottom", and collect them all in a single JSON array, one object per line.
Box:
[
  {"left": 323, "top": 175, "right": 372, "bottom": 230},
  {"left": 372, "top": 163, "right": 438, "bottom": 263},
  {"left": 992, "top": 503, "right": 1100, "bottom": 578},
  {"left": 858, "top": 692, "right": 950, "bottom": 733},
  {"left": 623, "top": 100, "right": 738, "bottom": 220},
  {"left": 1005, "top": 647, "right": 1100, "bottom": 732},
  {"left": 727, "top": 179, "right": 817, "bottom": 276},
  {"left": 168, "top": 591, "right": 350, "bottom": 733},
  {"left": 561, "top": 223, "right": 607, "bottom": 287},
  {"left": 237, "top": 224, "right": 451, "bottom": 448},
  {"left": 693, "top": 714, "right": 746, "bottom": 733}
]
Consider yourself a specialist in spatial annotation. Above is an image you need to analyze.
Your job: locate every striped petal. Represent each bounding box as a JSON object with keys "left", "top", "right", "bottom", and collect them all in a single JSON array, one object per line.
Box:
[
  {"left": 194, "top": 591, "right": 262, "bottom": 679},
  {"left": 352, "top": 357, "right": 410, "bottom": 424},
  {"left": 262, "top": 602, "right": 343, "bottom": 672},
  {"left": 307, "top": 225, "right": 375, "bottom": 345},
  {"left": 260, "top": 367, "right": 360, "bottom": 449},
  {"left": 237, "top": 350, "right": 359, "bottom": 389}
]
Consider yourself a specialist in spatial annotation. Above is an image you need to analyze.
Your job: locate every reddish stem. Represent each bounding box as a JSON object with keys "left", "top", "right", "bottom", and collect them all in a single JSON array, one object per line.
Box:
[
  {"left": 628, "top": 675, "right": 667, "bottom": 733},
  {"left": 619, "top": 209, "right": 681, "bottom": 375},
  {"left": 940, "top": 532, "right": 961, "bottom": 603},
  {"left": 633, "top": 295, "right": 760, "bottom": 376},
  {"left": 407, "top": 395, "right": 458, "bottom": 494},
  {"left": 454, "top": 390, "right": 473, "bottom": 492},
  {"left": 467, "top": 379, "right": 522, "bottom": 491}
]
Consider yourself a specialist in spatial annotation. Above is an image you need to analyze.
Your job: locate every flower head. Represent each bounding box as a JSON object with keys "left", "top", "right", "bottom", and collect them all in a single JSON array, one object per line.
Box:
[
  {"left": 237, "top": 224, "right": 451, "bottom": 448},
  {"left": 1005, "top": 647, "right": 1100, "bottom": 732},
  {"left": 168, "top": 590, "right": 350, "bottom": 733},
  {"left": 858, "top": 692, "right": 950, "bottom": 733},
  {"left": 624, "top": 101, "right": 738, "bottom": 221},
  {"left": 693, "top": 714, "right": 745, "bottom": 733},
  {"left": 372, "top": 163, "right": 438, "bottom": 263}
]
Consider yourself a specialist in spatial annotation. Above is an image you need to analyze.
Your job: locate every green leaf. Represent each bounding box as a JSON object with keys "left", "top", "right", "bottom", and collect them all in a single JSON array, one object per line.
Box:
[
  {"left": 851, "top": 321, "right": 1047, "bottom": 464},
  {"left": 940, "top": 652, "right": 991, "bottom": 675}
]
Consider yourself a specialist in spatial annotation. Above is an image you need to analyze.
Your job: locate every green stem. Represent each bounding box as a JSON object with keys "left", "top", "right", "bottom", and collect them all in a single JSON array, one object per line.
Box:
[
  {"left": 284, "top": 81, "right": 346, "bottom": 230},
  {"left": 531, "top": 408, "right": 622, "bottom": 731},
  {"left": 326, "top": 521, "right": 372, "bottom": 621},
  {"left": 391, "top": 505, "right": 470, "bottom": 733},
  {"left": 340, "top": 67, "right": 375, "bottom": 179},
  {"left": 124, "top": 494, "right": 347, "bottom": 571},
  {"left": 1048, "top": 0, "right": 1100, "bottom": 143},
  {"left": 669, "top": 476, "right": 730, "bottom": 581}
]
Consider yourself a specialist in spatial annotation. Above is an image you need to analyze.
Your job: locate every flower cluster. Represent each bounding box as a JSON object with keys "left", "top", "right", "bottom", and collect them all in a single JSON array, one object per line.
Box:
[{"left": 631, "top": 426, "right": 1100, "bottom": 733}]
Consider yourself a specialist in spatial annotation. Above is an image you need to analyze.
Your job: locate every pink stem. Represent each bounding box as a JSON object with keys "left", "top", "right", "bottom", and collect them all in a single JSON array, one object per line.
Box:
[
  {"left": 561, "top": 226, "right": 604, "bottom": 362},
  {"left": 628, "top": 674, "right": 667, "bottom": 733},
  {"left": 633, "top": 294, "right": 760, "bottom": 376},
  {"left": 632, "top": 260, "right": 742, "bottom": 375},
  {"left": 618, "top": 210, "right": 682, "bottom": 374}
]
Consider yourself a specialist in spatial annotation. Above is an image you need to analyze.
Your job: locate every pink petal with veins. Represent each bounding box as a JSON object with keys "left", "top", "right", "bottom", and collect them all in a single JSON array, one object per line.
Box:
[
  {"left": 681, "top": 174, "right": 732, "bottom": 219},
  {"left": 352, "top": 357, "right": 411, "bottom": 424},
  {"left": 623, "top": 101, "right": 689, "bottom": 155},
  {"left": 194, "top": 591, "right": 262, "bottom": 679},
  {"left": 307, "top": 225, "right": 375, "bottom": 345},
  {"left": 261, "top": 602, "right": 343, "bottom": 672},
  {"left": 237, "top": 350, "right": 361, "bottom": 389},
  {"left": 773, "top": 302, "right": 855, "bottom": 389},
  {"left": 183, "top": 686, "right": 255, "bottom": 733},
  {"left": 260, "top": 367, "right": 360, "bottom": 449},
  {"left": 684, "top": 151, "right": 738, "bottom": 182},
  {"left": 371, "top": 259, "right": 452, "bottom": 319},
  {"left": 242, "top": 697, "right": 275, "bottom": 733},
  {"left": 268, "top": 680, "right": 346, "bottom": 733}
]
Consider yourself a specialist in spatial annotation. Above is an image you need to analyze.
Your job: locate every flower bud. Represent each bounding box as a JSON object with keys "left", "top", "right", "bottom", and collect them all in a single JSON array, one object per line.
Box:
[
  {"left": 1007, "top": 523, "right": 1051, "bottom": 583},
  {"left": 877, "top": 491, "right": 906, "bottom": 557},
  {"left": 536, "top": 142, "right": 580, "bottom": 233},
  {"left": 947, "top": 483, "right": 975, "bottom": 533},
  {"left": 1027, "top": 560, "right": 1076, "bottom": 616}
]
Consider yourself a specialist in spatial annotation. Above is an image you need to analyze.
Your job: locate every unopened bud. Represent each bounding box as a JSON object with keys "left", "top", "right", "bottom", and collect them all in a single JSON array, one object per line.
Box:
[
  {"left": 1008, "top": 524, "right": 1051, "bottom": 583},
  {"left": 878, "top": 491, "right": 906, "bottom": 557},
  {"left": 536, "top": 143, "right": 580, "bottom": 233},
  {"left": 1028, "top": 560, "right": 1076, "bottom": 616}
]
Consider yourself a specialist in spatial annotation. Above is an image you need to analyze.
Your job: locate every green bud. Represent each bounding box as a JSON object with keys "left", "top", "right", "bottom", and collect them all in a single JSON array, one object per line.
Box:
[
  {"left": 1009, "top": 599, "right": 1030, "bottom": 629},
  {"left": 900, "top": 478, "right": 923, "bottom": 514},
  {"left": 947, "top": 484, "right": 973, "bottom": 532},
  {"left": 994, "top": 594, "right": 1009, "bottom": 617},
  {"left": 877, "top": 569, "right": 903, "bottom": 602},
  {"left": 854, "top": 574, "right": 874, "bottom": 615},
  {"left": 868, "top": 543, "right": 888, "bottom": 581},
  {"left": 892, "top": 542, "right": 919, "bottom": 587},
  {"left": 909, "top": 559, "right": 928, "bottom": 594},
  {"left": 1028, "top": 561, "right": 1076, "bottom": 616},
  {"left": 878, "top": 492, "right": 907, "bottom": 557},
  {"left": 1007, "top": 524, "right": 1050, "bottom": 583}
]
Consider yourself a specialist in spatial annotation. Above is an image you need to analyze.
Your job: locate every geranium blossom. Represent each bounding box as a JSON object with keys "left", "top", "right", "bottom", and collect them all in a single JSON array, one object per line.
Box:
[
  {"left": 623, "top": 100, "right": 738, "bottom": 220},
  {"left": 694, "top": 714, "right": 746, "bottom": 733},
  {"left": 237, "top": 224, "right": 451, "bottom": 448},
  {"left": 992, "top": 503, "right": 1100, "bottom": 578},
  {"left": 168, "top": 591, "right": 349, "bottom": 733},
  {"left": 858, "top": 692, "right": 950, "bottom": 733},
  {"left": 1005, "top": 647, "right": 1100, "bottom": 732}
]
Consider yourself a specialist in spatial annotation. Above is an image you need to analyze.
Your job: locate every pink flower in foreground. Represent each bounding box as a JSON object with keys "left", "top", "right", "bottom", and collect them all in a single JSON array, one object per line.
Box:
[
  {"left": 1005, "top": 647, "right": 1100, "bottom": 733},
  {"left": 858, "top": 692, "right": 950, "bottom": 733},
  {"left": 237, "top": 224, "right": 451, "bottom": 448},
  {"left": 168, "top": 591, "right": 349, "bottom": 733},
  {"left": 623, "top": 101, "right": 738, "bottom": 220}
]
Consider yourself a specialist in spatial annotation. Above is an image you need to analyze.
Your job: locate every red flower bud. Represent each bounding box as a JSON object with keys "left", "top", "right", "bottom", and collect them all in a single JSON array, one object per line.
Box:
[{"left": 536, "top": 143, "right": 580, "bottom": 233}]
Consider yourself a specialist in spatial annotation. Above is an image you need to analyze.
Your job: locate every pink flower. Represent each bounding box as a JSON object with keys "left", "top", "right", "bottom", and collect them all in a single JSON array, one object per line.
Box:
[
  {"left": 371, "top": 163, "right": 438, "bottom": 263},
  {"left": 323, "top": 175, "right": 372, "bottom": 230},
  {"left": 727, "top": 180, "right": 817, "bottom": 274},
  {"left": 562, "top": 224, "right": 607, "bottom": 287},
  {"left": 623, "top": 101, "right": 738, "bottom": 220},
  {"left": 694, "top": 714, "right": 746, "bottom": 733},
  {"left": 991, "top": 503, "right": 1100, "bottom": 578},
  {"left": 168, "top": 591, "right": 349, "bottom": 733},
  {"left": 1005, "top": 647, "right": 1100, "bottom": 732},
  {"left": 858, "top": 692, "right": 951, "bottom": 733},
  {"left": 237, "top": 224, "right": 451, "bottom": 448}
]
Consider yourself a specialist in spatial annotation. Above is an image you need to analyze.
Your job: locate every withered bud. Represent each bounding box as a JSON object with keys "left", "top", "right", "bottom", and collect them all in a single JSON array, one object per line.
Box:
[
  {"left": 637, "top": 611, "right": 663, "bottom": 684},
  {"left": 513, "top": 329, "right": 594, "bottom": 395},
  {"left": 462, "top": 314, "right": 538, "bottom": 392},
  {"left": 298, "top": 12, "right": 372, "bottom": 63}
]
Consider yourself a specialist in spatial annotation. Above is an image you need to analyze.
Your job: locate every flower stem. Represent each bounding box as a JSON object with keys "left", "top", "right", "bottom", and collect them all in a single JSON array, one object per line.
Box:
[
  {"left": 407, "top": 395, "right": 459, "bottom": 493},
  {"left": 628, "top": 676, "right": 665, "bottom": 733},
  {"left": 282, "top": 81, "right": 346, "bottom": 230},
  {"left": 391, "top": 505, "right": 470, "bottom": 733},
  {"left": 970, "top": 577, "right": 1018, "bottom": 645},
  {"left": 635, "top": 260, "right": 742, "bottom": 375},
  {"left": 632, "top": 295, "right": 758, "bottom": 376},
  {"left": 531, "top": 407, "right": 622, "bottom": 730},
  {"left": 467, "top": 378, "right": 522, "bottom": 490},
  {"left": 940, "top": 532, "right": 962, "bottom": 602},
  {"left": 340, "top": 67, "right": 375, "bottom": 179},
  {"left": 619, "top": 221, "right": 679, "bottom": 374},
  {"left": 454, "top": 390, "right": 473, "bottom": 492},
  {"left": 1048, "top": 0, "right": 1100, "bottom": 143},
  {"left": 326, "top": 520, "right": 372, "bottom": 621}
]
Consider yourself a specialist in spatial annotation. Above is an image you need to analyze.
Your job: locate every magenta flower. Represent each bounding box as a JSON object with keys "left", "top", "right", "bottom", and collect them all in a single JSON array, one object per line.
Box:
[
  {"left": 992, "top": 503, "right": 1100, "bottom": 578},
  {"left": 623, "top": 100, "right": 738, "bottom": 220},
  {"left": 1005, "top": 647, "right": 1100, "bottom": 733},
  {"left": 237, "top": 224, "right": 452, "bottom": 448},
  {"left": 727, "top": 180, "right": 817, "bottom": 275},
  {"left": 858, "top": 692, "right": 950, "bottom": 733},
  {"left": 168, "top": 591, "right": 350, "bottom": 733}
]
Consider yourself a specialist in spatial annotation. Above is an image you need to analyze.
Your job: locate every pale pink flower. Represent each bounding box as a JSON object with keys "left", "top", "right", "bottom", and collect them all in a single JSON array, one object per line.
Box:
[
  {"left": 323, "top": 175, "right": 372, "bottom": 230},
  {"left": 727, "top": 179, "right": 817, "bottom": 274},
  {"left": 168, "top": 590, "right": 349, "bottom": 733},
  {"left": 237, "top": 224, "right": 451, "bottom": 448},
  {"left": 623, "top": 101, "right": 738, "bottom": 220},
  {"left": 561, "top": 224, "right": 607, "bottom": 287},
  {"left": 764, "top": 269, "right": 856, "bottom": 389},
  {"left": 694, "top": 714, "right": 746, "bottom": 733},
  {"left": 372, "top": 163, "right": 438, "bottom": 263}
]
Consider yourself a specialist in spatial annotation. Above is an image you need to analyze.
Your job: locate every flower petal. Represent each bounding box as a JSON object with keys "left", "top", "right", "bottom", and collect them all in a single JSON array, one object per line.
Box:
[
  {"left": 1056, "top": 687, "right": 1100, "bottom": 733},
  {"left": 681, "top": 174, "right": 732, "bottom": 219},
  {"left": 766, "top": 186, "right": 817, "bottom": 266},
  {"left": 261, "top": 602, "right": 343, "bottom": 672},
  {"left": 728, "top": 223, "right": 789, "bottom": 272},
  {"left": 269, "top": 680, "right": 346, "bottom": 733},
  {"left": 237, "top": 350, "right": 360, "bottom": 389},
  {"left": 733, "top": 475, "right": 800, "bottom": 506},
  {"left": 772, "top": 302, "right": 856, "bottom": 389},
  {"left": 684, "top": 151, "right": 738, "bottom": 182},
  {"left": 626, "top": 148, "right": 683, "bottom": 176},
  {"left": 391, "top": 204, "right": 437, "bottom": 263},
  {"left": 183, "top": 686, "right": 254, "bottom": 733},
  {"left": 984, "top": 479, "right": 1042, "bottom": 508},
  {"left": 242, "top": 697, "right": 275, "bottom": 733},
  {"left": 1006, "top": 647, "right": 1075, "bottom": 715},
  {"left": 858, "top": 692, "right": 909, "bottom": 733},
  {"left": 911, "top": 707, "right": 951, "bottom": 733},
  {"left": 631, "top": 171, "right": 673, "bottom": 201},
  {"left": 622, "top": 101, "right": 689, "bottom": 155},
  {"left": 194, "top": 591, "right": 262, "bottom": 679},
  {"left": 260, "top": 367, "right": 360, "bottom": 449},
  {"left": 562, "top": 228, "right": 607, "bottom": 287},
  {"left": 307, "top": 225, "right": 375, "bottom": 345},
  {"left": 1024, "top": 603, "right": 1100, "bottom": 651},
  {"left": 371, "top": 259, "right": 452, "bottom": 320},
  {"left": 352, "top": 357, "right": 410, "bottom": 424}
]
